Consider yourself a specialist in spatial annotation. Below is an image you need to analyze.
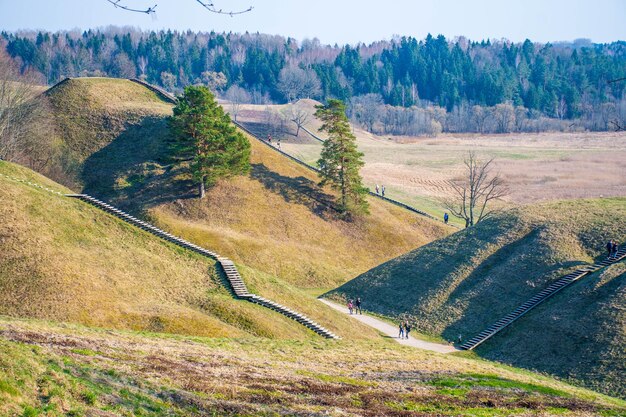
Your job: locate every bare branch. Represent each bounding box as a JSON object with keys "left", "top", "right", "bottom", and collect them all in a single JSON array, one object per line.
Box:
[
  {"left": 105, "top": 0, "right": 157, "bottom": 14},
  {"left": 195, "top": 0, "right": 253, "bottom": 16},
  {"left": 104, "top": 0, "right": 253, "bottom": 16},
  {"left": 439, "top": 151, "right": 509, "bottom": 228}
]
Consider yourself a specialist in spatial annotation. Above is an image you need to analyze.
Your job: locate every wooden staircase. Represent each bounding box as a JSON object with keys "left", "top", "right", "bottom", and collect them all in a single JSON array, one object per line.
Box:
[
  {"left": 460, "top": 247, "right": 626, "bottom": 350},
  {"left": 66, "top": 193, "right": 339, "bottom": 339}
]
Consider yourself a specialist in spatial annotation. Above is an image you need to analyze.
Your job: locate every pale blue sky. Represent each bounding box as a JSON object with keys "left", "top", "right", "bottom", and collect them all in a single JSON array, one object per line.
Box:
[{"left": 0, "top": 0, "right": 624, "bottom": 45}]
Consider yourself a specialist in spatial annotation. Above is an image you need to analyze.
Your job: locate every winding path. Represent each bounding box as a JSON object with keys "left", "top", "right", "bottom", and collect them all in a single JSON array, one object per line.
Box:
[{"left": 319, "top": 299, "right": 458, "bottom": 354}]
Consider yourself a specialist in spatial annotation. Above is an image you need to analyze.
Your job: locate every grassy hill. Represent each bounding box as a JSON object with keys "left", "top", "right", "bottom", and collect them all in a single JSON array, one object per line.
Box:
[
  {"left": 480, "top": 262, "right": 626, "bottom": 399},
  {"left": 45, "top": 78, "right": 172, "bottom": 189},
  {"left": 2, "top": 316, "right": 625, "bottom": 416},
  {"left": 329, "top": 199, "right": 626, "bottom": 397},
  {"left": 0, "top": 160, "right": 381, "bottom": 340},
  {"left": 45, "top": 77, "right": 451, "bottom": 292}
]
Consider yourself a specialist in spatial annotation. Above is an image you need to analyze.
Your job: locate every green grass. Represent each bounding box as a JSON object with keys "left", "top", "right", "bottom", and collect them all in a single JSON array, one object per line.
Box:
[
  {"left": 329, "top": 198, "right": 626, "bottom": 398},
  {"left": 1, "top": 316, "right": 624, "bottom": 416},
  {"left": 0, "top": 160, "right": 366, "bottom": 340}
]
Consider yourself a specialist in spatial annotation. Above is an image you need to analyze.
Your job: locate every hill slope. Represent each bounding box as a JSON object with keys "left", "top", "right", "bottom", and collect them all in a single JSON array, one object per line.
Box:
[
  {"left": 45, "top": 77, "right": 451, "bottom": 291},
  {"left": 0, "top": 160, "right": 380, "bottom": 340},
  {"left": 329, "top": 199, "right": 626, "bottom": 397}
]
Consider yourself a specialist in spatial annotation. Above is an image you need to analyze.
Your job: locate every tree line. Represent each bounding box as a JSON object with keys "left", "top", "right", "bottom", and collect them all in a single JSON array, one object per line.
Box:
[{"left": 2, "top": 29, "right": 625, "bottom": 132}]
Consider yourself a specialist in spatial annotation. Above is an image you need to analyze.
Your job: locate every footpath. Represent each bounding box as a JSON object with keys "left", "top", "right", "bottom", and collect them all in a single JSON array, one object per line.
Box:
[{"left": 319, "top": 299, "right": 458, "bottom": 354}]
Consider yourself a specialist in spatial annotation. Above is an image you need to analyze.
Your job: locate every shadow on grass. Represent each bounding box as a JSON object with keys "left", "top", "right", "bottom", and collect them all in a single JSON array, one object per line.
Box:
[
  {"left": 81, "top": 115, "right": 196, "bottom": 213},
  {"left": 250, "top": 163, "right": 338, "bottom": 217},
  {"left": 441, "top": 226, "right": 588, "bottom": 341}
]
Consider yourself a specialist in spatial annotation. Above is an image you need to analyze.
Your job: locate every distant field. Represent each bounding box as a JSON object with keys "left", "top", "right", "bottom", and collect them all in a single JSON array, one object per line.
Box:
[{"left": 235, "top": 103, "right": 626, "bottom": 223}]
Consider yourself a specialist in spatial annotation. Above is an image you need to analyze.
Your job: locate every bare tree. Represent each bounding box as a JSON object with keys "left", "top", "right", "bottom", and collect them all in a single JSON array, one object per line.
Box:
[
  {"left": 351, "top": 93, "right": 383, "bottom": 132},
  {"left": 224, "top": 85, "right": 251, "bottom": 122},
  {"left": 0, "top": 50, "right": 55, "bottom": 169},
  {"left": 285, "top": 104, "right": 309, "bottom": 137},
  {"left": 493, "top": 103, "right": 515, "bottom": 133},
  {"left": 442, "top": 151, "right": 508, "bottom": 228},
  {"left": 200, "top": 71, "right": 227, "bottom": 93},
  {"left": 277, "top": 66, "right": 321, "bottom": 103}
]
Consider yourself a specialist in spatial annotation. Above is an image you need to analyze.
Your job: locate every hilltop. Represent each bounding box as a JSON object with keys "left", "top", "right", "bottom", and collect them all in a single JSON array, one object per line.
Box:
[
  {"left": 0, "top": 160, "right": 380, "bottom": 340},
  {"left": 45, "top": 77, "right": 452, "bottom": 291},
  {"left": 329, "top": 199, "right": 626, "bottom": 397}
]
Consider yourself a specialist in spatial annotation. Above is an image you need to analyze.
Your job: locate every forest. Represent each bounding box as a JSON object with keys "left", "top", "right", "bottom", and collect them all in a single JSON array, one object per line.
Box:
[{"left": 2, "top": 28, "right": 625, "bottom": 134}]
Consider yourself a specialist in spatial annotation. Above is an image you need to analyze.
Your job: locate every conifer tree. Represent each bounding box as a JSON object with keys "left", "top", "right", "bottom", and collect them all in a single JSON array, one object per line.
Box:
[
  {"left": 315, "top": 99, "right": 369, "bottom": 216},
  {"left": 169, "top": 86, "right": 250, "bottom": 198}
]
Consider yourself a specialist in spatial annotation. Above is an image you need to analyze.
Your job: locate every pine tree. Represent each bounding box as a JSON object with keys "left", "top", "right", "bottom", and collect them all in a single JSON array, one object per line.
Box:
[
  {"left": 169, "top": 86, "right": 250, "bottom": 198},
  {"left": 315, "top": 99, "right": 369, "bottom": 216}
]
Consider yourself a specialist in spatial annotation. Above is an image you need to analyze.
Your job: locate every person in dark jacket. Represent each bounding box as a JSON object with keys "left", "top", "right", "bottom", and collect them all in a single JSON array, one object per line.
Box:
[
  {"left": 611, "top": 241, "right": 619, "bottom": 259},
  {"left": 444, "top": 213, "right": 449, "bottom": 224},
  {"left": 607, "top": 240, "right": 614, "bottom": 258},
  {"left": 355, "top": 297, "right": 362, "bottom": 314}
]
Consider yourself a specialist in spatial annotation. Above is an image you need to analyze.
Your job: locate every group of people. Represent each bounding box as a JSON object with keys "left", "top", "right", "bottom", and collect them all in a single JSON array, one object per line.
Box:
[
  {"left": 347, "top": 297, "right": 362, "bottom": 315},
  {"left": 606, "top": 240, "right": 621, "bottom": 259},
  {"left": 398, "top": 321, "right": 412, "bottom": 339},
  {"left": 375, "top": 184, "right": 386, "bottom": 197}
]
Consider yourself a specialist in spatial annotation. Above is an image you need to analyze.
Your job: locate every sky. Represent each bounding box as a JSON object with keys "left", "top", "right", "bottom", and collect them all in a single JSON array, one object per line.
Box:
[{"left": 0, "top": 0, "right": 625, "bottom": 45}]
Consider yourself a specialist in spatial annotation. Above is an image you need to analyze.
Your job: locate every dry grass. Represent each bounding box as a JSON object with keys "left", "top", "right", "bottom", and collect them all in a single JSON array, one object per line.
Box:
[
  {"left": 151, "top": 135, "right": 450, "bottom": 289},
  {"left": 236, "top": 103, "right": 626, "bottom": 225},
  {"left": 0, "top": 160, "right": 366, "bottom": 340},
  {"left": 1, "top": 316, "right": 624, "bottom": 416}
]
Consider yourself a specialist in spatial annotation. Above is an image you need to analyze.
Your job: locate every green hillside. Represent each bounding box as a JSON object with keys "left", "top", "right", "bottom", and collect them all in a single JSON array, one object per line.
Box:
[
  {"left": 480, "top": 262, "right": 626, "bottom": 399},
  {"left": 0, "top": 160, "right": 379, "bottom": 340},
  {"left": 45, "top": 77, "right": 451, "bottom": 292},
  {"left": 329, "top": 199, "right": 626, "bottom": 397}
]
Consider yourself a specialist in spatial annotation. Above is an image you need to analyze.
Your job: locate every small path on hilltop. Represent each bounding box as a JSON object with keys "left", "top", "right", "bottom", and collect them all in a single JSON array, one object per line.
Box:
[{"left": 320, "top": 299, "right": 459, "bottom": 354}]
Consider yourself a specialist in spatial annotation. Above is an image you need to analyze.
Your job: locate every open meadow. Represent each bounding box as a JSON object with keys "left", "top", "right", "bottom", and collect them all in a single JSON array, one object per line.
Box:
[{"left": 235, "top": 103, "right": 626, "bottom": 224}]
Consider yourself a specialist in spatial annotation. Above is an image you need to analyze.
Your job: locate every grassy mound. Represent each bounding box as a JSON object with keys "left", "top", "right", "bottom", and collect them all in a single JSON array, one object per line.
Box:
[
  {"left": 0, "top": 160, "right": 380, "bottom": 340},
  {"left": 329, "top": 198, "right": 626, "bottom": 396},
  {"left": 1, "top": 317, "right": 624, "bottom": 416},
  {"left": 45, "top": 77, "right": 172, "bottom": 189},
  {"left": 45, "top": 77, "right": 451, "bottom": 291},
  {"left": 480, "top": 262, "right": 626, "bottom": 399}
]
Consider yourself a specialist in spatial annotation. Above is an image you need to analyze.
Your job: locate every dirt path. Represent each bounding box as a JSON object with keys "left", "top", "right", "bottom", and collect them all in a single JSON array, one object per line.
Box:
[{"left": 320, "top": 299, "right": 459, "bottom": 354}]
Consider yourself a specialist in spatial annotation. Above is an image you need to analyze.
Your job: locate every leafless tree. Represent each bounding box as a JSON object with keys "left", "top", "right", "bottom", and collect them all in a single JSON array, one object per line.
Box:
[
  {"left": 104, "top": 0, "right": 252, "bottom": 16},
  {"left": 442, "top": 151, "right": 509, "bottom": 228},
  {"left": 200, "top": 71, "right": 227, "bottom": 92},
  {"left": 224, "top": 85, "right": 251, "bottom": 122},
  {"left": 493, "top": 103, "right": 515, "bottom": 133},
  {"left": 0, "top": 50, "right": 55, "bottom": 169},
  {"left": 351, "top": 93, "right": 383, "bottom": 132},
  {"left": 285, "top": 104, "right": 309, "bottom": 137},
  {"left": 277, "top": 66, "right": 321, "bottom": 103}
]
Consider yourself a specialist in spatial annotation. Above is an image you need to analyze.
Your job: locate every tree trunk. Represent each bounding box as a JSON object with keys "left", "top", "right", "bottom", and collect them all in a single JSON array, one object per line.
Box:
[{"left": 199, "top": 180, "right": 206, "bottom": 199}]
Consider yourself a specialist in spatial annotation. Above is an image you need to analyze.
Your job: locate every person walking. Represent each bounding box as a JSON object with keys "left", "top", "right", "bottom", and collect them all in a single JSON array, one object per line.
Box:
[
  {"left": 347, "top": 299, "right": 354, "bottom": 315},
  {"left": 375, "top": 184, "right": 380, "bottom": 195},
  {"left": 611, "top": 241, "right": 619, "bottom": 260},
  {"left": 355, "top": 297, "right": 362, "bottom": 315},
  {"left": 398, "top": 322, "right": 405, "bottom": 339},
  {"left": 444, "top": 212, "right": 449, "bottom": 224},
  {"left": 381, "top": 185, "right": 385, "bottom": 197},
  {"left": 267, "top": 134, "right": 272, "bottom": 144},
  {"left": 277, "top": 138, "right": 282, "bottom": 150},
  {"left": 607, "top": 240, "right": 614, "bottom": 258},
  {"left": 404, "top": 321, "right": 411, "bottom": 339}
]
